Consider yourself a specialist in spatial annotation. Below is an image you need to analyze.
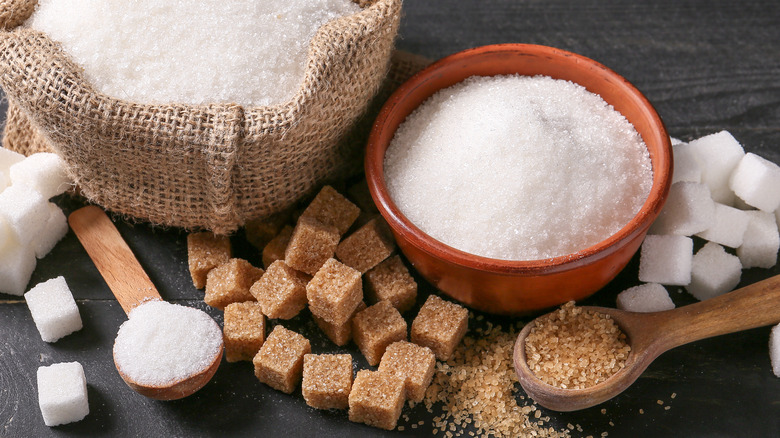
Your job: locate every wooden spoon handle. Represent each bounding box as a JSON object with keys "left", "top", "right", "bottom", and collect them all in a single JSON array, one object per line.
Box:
[
  {"left": 653, "top": 274, "right": 780, "bottom": 350},
  {"left": 68, "top": 206, "right": 162, "bottom": 315}
]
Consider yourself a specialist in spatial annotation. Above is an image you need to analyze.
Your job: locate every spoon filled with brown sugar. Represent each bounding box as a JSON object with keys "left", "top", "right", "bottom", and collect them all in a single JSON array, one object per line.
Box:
[{"left": 513, "top": 274, "right": 780, "bottom": 411}]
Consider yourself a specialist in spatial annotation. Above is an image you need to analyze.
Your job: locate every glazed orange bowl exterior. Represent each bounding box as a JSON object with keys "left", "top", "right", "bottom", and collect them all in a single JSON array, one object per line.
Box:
[{"left": 365, "top": 44, "right": 672, "bottom": 315}]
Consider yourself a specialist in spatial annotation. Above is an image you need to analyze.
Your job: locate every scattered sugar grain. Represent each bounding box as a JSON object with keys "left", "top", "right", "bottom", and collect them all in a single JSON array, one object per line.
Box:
[
  {"left": 384, "top": 74, "right": 652, "bottom": 261},
  {"left": 671, "top": 392, "right": 677, "bottom": 399},
  {"left": 113, "top": 300, "right": 222, "bottom": 386},
  {"left": 29, "top": 0, "right": 362, "bottom": 106}
]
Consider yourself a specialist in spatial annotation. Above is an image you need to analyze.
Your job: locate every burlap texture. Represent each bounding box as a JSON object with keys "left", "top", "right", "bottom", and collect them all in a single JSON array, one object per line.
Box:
[{"left": 0, "top": 0, "right": 404, "bottom": 234}]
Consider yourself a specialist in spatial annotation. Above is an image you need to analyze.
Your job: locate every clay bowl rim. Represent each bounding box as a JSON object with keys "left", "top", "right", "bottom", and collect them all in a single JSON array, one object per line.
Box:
[{"left": 365, "top": 43, "right": 672, "bottom": 276}]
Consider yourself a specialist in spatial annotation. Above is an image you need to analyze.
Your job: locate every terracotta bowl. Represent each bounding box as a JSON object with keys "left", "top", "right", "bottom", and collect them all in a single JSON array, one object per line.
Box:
[{"left": 365, "top": 44, "right": 672, "bottom": 315}]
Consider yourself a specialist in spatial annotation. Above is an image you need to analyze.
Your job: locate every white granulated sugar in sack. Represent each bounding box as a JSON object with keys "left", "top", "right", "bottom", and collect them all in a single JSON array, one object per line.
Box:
[
  {"left": 638, "top": 235, "right": 693, "bottom": 286},
  {"left": 616, "top": 283, "right": 675, "bottom": 313},
  {"left": 737, "top": 210, "right": 779, "bottom": 269},
  {"left": 0, "top": 184, "right": 49, "bottom": 244},
  {"left": 729, "top": 152, "right": 780, "bottom": 212},
  {"left": 33, "top": 202, "right": 69, "bottom": 259},
  {"left": 384, "top": 75, "right": 652, "bottom": 261},
  {"left": 687, "top": 130, "right": 744, "bottom": 205},
  {"left": 28, "top": 0, "right": 361, "bottom": 106},
  {"left": 671, "top": 142, "right": 703, "bottom": 184},
  {"left": 771, "top": 324, "right": 780, "bottom": 378},
  {"left": 37, "top": 362, "right": 89, "bottom": 426},
  {"left": 113, "top": 300, "right": 222, "bottom": 386},
  {"left": 25, "top": 276, "right": 82, "bottom": 342},
  {"left": 9, "top": 152, "right": 71, "bottom": 199},
  {"left": 649, "top": 182, "right": 714, "bottom": 236},
  {"left": 687, "top": 242, "right": 742, "bottom": 301},
  {"left": 0, "top": 241, "right": 36, "bottom": 296},
  {"left": 0, "top": 147, "right": 25, "bottom": 188},
  {"left": 695, "top": 202, "right": 750, "bottom": 248}
]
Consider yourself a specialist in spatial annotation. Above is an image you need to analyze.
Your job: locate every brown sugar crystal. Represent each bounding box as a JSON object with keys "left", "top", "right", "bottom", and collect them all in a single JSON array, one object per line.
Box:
[
  {"left": 299, "top": 185, "right": 361, "bottom": 236},
  {"left": 524, "top": 301, "right": 631, "bottom": 390},
  {"left": 249, "top": 260, "right": 309, "bottom": 320},
  {"left": 352, "top": 300, "right": 407, "bottom": 366},
  {"left": 313, "top": 301, "right": 366, "bottom": 347},
  {"left": 302, "top": 353, "right": 353, "bottom": 410},
  {"left": 335, "top": 217, "right": 396, "bottom": 273},
  {"left": 245, "top": 211, "right": 291, "bottom": 250},
  {"left": 306, "top": 258, "right": 363, "bottom": 326},
  {"left": 223, "top": 302, "right": 266, "bottom": 362},
  {"left": 411, "top": 295, "right": 468, "bottom": 361},
  {"left": 364, "top": 255, "right": 417, "bottom": 313},
  {"left": 285, "top": 216, "right": 340, "bottom": 275},
  {"left": 204, "top": 258, "right": 264, "bottom": 310},
  {"left": 262, "top": 225, "right": 293, "bottom": 269},
  {"left": 187, "top": 232, "right": 232, "bottom": 289},
  {"left": 348, "top": 369, "right": 405, "bottom": 430},
  {"left": 253, "top": 325, "right": 311, "bottom": 394},
  {"left": 378, "top": 341, "right": 435, "bottom": 403}
]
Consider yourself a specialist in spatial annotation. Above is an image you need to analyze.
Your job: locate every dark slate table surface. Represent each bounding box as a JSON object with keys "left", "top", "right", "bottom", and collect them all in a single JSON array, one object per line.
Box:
[{"left": 2, "top": 1, "right": 779, "bottom": 437}]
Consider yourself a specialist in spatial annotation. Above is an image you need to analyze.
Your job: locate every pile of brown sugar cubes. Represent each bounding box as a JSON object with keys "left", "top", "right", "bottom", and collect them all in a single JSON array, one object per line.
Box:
[{"left": 186, "top": 184, "right": 469, "bottom": 430}]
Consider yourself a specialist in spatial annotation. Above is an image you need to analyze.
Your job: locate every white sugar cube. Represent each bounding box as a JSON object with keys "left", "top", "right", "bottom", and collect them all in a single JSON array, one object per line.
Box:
[
  {"left": 0, "top": 147, "right": 25, "bottom": 187},
  {"left": 686, "top": 242, "right": 742, "bottom": 301},
  {"left": 638, "top": 235, "right": 693, "bottom": 286},
  {"left": 671, "top": 142, "right": 702, "bottom": 184},
  {"left": 37, "top": 362, "right": 89, "bottom": 426},
  {"left": 0, "top": 170, "right": 7, "bottom": 192},
  {"left": 729, "top": 152, "right": 780, "bottom": 212},
  {"left": 737, "top": 210, "right": 779, "bottom": 269},
  {"left": 771, "top": 324, "right": 780, "bottom": 378},
  {"left": 10, "top": 152, "right": 71, "bottom": 199},
  {"left": 0, "top": 241, "right": 37, "bottom": 296},
  {"left": 25, "top": 276, "right": 82, "bottom": 342},
  {"left": 670, "top": 136, "right": 684, "bottom": 145},
  {"left": 34, "top": 202, "right": 69, "bottom": 259},
  {"left": 688, "top": 131, "right": 744, "bottom": 205},
  {"left": 695, "top": 202, "right": 750, "bottom": 248},
  {"left": 0, "top": 214, "right": 10, "bottom": 252},
  {"left": 0, "top": 184, "right": 50, "bottom": 244},
  {"left": 776, "top": 208, "right": 780, "bottom": 234},
  {"left": 616, "top": 283, "right": 675, "bottom": 313},
  {"left": 649, "top": 182, "right": 714, "bottom": 236}
]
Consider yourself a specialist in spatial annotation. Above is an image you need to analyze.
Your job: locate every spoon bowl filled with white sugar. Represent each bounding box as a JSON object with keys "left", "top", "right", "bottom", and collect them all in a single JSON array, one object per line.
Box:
[{"left": 365, "top": 44, "right": 673, "bottom": 315}]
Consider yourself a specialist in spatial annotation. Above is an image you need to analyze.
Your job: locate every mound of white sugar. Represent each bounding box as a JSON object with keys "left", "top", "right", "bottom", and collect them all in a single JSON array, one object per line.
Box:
[
  {"left": 384, "top": 75, "right": 653, "bottom": 260},
  {"left": 28, "top": 0, "right": 361, "bottom": 106},
  {"left": 113, "top": 300, "right": 222, "bottom": 386}
]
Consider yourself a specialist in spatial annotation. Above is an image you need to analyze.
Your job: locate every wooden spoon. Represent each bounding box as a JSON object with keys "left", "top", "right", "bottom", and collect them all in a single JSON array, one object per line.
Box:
[
  {"left": 68, "top": 205, "right": 223, "bottom": 401},
  {"left": 514, "top": 274, "right": 780, "bottom": 411}
]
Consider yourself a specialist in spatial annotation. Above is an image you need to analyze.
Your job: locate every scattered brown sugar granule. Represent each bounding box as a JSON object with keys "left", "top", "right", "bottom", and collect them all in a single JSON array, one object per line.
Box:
[
  {"left": 423, "top": 322, "right": 570, "bottom": 438},
  {"left": 223, "top": 301, "right": 266, "bottom": 362},
  {"left": 378, "top": 341, "right": 435, "bottom": 403},
  {"left": 306, "top": 258, "right": 363, "bottom": 326},
  {"left": 187, "top": 232, "right": 232, "bottom": 289},
  {"left": 262, "top": 225, "right": 293, "bottom": 269},
  {"left": 411, "top": 295, "right": 469, "bottom": 361},
  {"left": 250, "top": 260, "right": 309, "bottom": 320},
  {"left": 302, "top": 354, "right": 353, "bottom": 410},
  {"left": 204, "top": 258, "right": 264, "bottom": 310},
  {"left": 348, "top": 370, "right": 405, "bottom": 430},
  {"left": 299, "top": 185, "right": 361, "bottom": 236},
  {"left": 364, "top": 255, "right": 417, "bottom": 313},
  {"left": 352, "top": 300, "right": 407, "bottom": 366},
  {"left": 335, "top": 216, "right": 396, "bottom": 273},
  {"left": 285, "top": 216, "right": 341, "bottom": 275},
  {"left": 253, "top": 325, "right": 311, "bottom": 394},
  {"left": 524, "top": 301, "right": 631, "bottom": 390}
]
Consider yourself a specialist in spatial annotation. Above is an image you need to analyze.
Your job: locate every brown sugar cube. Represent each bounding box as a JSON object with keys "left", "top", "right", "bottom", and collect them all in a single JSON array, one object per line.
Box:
[
  {"left": 306, "top": 258, "right": 362, "bottom": 326},
  {"left": 378, "top": 341, "right": 436, "bottom": 403},
  {"left": 347, "top": 179, "right": 379, "bottom": 214},
  {"left": 411, "top": 295, "right": 469, "bottom": 361},
  {"left": 253, "top": 325, "right": 311, "bottom": 394},
  {"left": 352, "top": 300, "right": 407, "bottom": 366},
  {"left": 302, "top": 354, "right": 353, "bottom": 410},
  {"left": 299, "top": 185, "right": 361, "bottom": 236},
  {"left": 223, "top": 301, "right": 266, "bottom": 362},
  {"left": 250, "top": 260, "right": 309, "bottom": 320},
  {"left": 284, "top": 216, "right": 340, "bottom": 275},
  {"left": 204, "top": 258, "right": 264, "bottom": 310},
  {"left": 245, "top": 211, "right": 290, "bottom": 249},
  {"left": 262, "top": 225, "right": 293, "bottom": 269},
  {"left": 364, "top": 255, "right": 417, "bottom": 313},
  {"left": 187, "top": 232, "right": 232, "bottom": 289},
  {"left": 313, "top": 301, "right": 366, "bottom": 346},
  {"left": 335, "top": 217, "right": 396, "bottom": 273},
  {"left": 348, "top": 370, "right": 405, "bottom": 430}
]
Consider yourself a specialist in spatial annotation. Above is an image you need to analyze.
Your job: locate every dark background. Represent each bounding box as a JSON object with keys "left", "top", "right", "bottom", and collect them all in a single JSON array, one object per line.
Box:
[{"left": 2, "top": 1, "right": 779, "bottom": 437}]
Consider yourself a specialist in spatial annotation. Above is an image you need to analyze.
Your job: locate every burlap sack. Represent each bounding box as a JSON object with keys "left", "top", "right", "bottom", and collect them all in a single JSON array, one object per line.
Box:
[{"left": 0, "top": 0, "right": 403, "bottom": 234}]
